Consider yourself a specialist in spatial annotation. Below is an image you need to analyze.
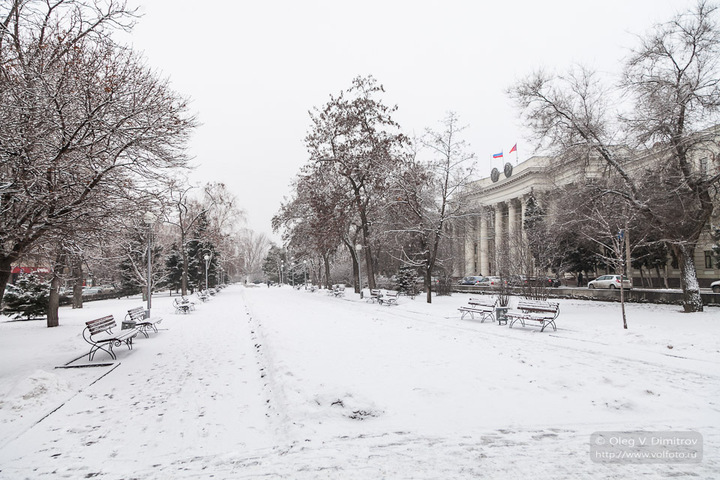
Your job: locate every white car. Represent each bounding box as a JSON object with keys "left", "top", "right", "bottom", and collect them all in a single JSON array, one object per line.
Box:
[
  {"left": 711, "top": 280, "right": 720, "bottom": 293},
  {"left": 477, "top": 276, "right": 503, "bottom": 287},
  {"left": 587, "top": 275, "right": 632, "bottom": 290}
]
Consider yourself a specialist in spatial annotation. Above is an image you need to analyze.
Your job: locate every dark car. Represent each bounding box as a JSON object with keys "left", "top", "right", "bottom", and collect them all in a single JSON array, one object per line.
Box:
[
  {"left": 542, "top": 277, "right": 562, "bottom": 288},
  {"left": 509, "top": 275, "right": 561, "bottom": 288}
]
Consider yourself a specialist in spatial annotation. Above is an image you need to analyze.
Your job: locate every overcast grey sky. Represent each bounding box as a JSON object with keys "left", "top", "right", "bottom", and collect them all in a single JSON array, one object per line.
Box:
[{"left": 126, "top": 0, "right": 695, "bottom": 241}]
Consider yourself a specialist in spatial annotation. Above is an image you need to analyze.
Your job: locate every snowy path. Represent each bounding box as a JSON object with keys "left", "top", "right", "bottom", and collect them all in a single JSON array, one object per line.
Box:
[
  {"left": 0, "top": 285, "right": 717, "bottom": 478},
  {"left": 0, "top": 289, "right": 275, "bottom": 478}
]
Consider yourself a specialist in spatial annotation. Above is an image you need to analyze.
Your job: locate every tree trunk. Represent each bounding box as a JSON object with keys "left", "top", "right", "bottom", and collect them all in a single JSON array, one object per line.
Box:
[
  {"left": 675, "top": 244, "right": 703, "bottom": 312},
  {"left": 71, "top": 256, "right": 83, "bottom": 309},
  {"left": 349, "top": 245, "right": 360, "bottom": 294},
  {"left": 362, "top": 244, "right": 375, "bottom": 290},
  {"left": 47, "top": 274, "right": 60, "bottom": 328},
  {"left": 639, "top": 267, "right": 647, "bottom": 288},
  {"left": 323, "top": 253, "right": 332, "bottom": 290},
  {"left": 47, "top": 253, "right": 65, "bottom": 328},
  {"left": 181, "top": 236, "right": 189, "bottom": 296},
  {"left": 425, "top": 266, "right": 433, "bottom": 304}
]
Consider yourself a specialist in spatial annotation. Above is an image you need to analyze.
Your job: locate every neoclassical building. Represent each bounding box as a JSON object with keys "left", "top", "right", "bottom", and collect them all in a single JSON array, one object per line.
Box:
[{"left": 456, "top": 150, "right": 720, "bottom": 288}]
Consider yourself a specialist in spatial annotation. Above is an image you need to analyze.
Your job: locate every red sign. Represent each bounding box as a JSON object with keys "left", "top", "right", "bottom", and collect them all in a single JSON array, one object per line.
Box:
[{"left": 11, "top": 266, "right": 51, "bottom": 274}]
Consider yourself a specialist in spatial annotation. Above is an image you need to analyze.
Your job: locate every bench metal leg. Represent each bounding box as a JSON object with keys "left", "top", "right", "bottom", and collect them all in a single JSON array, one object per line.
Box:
[
  {"left": 89, "top": 341, "right": 117, "bottom": 361},
  {"left": 540, "top": 319, "right": 557, "bottom": 332}
]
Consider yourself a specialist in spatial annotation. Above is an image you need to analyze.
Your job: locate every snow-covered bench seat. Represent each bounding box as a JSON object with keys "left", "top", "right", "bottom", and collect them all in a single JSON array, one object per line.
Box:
[
  {"left": 368, "top": 289, "right": 382, "bottom": 303},
  {"left": 379, "top": 290, "right": 399, "bottom": 306},
  {"left": 83, "top": 315, "right": 139, "bottom": 361},
  {"left": 458, "top": 297, "right": 497, "bottom": 322},
  {"left": 124, "top": 306, "right": 163, "bottom": 338},
  {"left": 197, "top": 290, "right": 209, "bottom": 302},
  {"left": 173, "top": 297, "right": 195, "bottom": 314},
  {"left": 507, "top": 300, "right": 559, "bottom": 332}
]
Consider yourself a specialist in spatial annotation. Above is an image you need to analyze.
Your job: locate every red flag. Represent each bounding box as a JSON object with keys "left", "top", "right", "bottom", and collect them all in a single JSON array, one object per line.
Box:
[{"left": 509, "top": 143, "right": 517, "bottom": 154}]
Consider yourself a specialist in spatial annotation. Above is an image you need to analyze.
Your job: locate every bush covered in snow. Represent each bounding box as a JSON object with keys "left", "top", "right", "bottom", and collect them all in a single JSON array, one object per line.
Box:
[{"left": 2, "top": 273, "right": 49, "bottom": 320}]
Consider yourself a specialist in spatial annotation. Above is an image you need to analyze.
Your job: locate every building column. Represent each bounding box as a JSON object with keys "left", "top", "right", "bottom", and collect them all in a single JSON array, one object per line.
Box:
[
  {"left": 479, "top": 209, "right": 489, "bottom": 275},
  {"left": 494, "top": 203, "right": 504, "bottom": 275},
  {"left": 508, "top": 199, "right": 518, "bottom": 272},
  {"left": 464, "top": 216, "right": 475, "bottom": 276},
  {"left": 520, "top": 195, "right": 530, "bottom": 274}
]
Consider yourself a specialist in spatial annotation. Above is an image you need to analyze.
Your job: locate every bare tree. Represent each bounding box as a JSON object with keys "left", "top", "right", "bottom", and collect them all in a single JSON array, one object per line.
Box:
[
  {"left": 509, "top": 1, "right": 720, "bottom": 312},
  {"left": 389, "top": 112, "right": 477, "bottom": 303},
  {"left": 304, "top": 75, "right": 408, "bottom": 290},
  {"left": 274, "top": 165, "right": 356, "bottom": 289},
  {"left": 235, "top": 230, "right": 271, "bottom": 282},
  {"left": 0, "top": 0, "right": 196, "bottom": 306},
  {"left": 163, "top": 182, "right": 214, "bottom": 296}
]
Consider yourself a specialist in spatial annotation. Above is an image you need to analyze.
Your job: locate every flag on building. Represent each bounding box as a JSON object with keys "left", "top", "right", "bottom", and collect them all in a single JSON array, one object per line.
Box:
[
  {"left": 493, "top": 152, "right": 503, "bottom": 159},
  {"left": 509, "top": 143, "right": 517, "bottom": 154}
]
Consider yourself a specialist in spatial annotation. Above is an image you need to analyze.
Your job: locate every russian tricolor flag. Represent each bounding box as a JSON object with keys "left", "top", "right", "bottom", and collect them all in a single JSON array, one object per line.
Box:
[{"left": 493, "top": 152, "right": 503, "bottom": 159}]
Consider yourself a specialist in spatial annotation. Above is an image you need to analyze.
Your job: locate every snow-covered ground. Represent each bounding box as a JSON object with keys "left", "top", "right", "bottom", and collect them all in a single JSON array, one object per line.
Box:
[{"left": 0, "top": 285, "right": 717, "bottom": 479}]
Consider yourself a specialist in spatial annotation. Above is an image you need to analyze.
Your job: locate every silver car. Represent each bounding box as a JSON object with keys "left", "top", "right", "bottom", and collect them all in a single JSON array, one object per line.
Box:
[
  {"left": 588, "top": 275, "right": 632, "bottom": 290},
  {"left": 477, "top": 276, "right": 503, "bottom": 287}
]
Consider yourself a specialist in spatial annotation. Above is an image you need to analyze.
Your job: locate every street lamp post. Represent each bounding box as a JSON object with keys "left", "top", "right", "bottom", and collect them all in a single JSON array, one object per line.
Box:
[
  {"left": 355, "top": 244, "right": 363, "bottom": 299},
  {"left": 204, "top": 254, "right": 210, "bottom": 292},
  {"left": 143, "top": 212, "right": 157, "bottom": 318},
  {"left": 280, "top": 261, "right": 284, "bottom": 285},
  {"left": 303, "top": 260, "right": 307, "bottom": 289}
]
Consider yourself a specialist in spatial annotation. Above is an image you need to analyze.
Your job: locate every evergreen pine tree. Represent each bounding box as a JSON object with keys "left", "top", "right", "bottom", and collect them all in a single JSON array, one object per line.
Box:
[
  {"left": 395, "top": 266, "right": 418, "bottom": 297},
  {"left": 163, "top": 243, "right": 184, "bottom": 293},
  {"left": 2, "top": 273, "right": 50, "bottom": 320}
]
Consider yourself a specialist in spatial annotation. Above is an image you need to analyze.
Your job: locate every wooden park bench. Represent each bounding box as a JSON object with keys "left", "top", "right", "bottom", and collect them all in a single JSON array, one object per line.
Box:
[
  {"left": 332, "top": 285, "right": 345, "bottom": 297},
  {"left": 379, "top": 290, "right": 399, "bottom": 306},
  {"left": 458, "top": 297, "right": 498, "bottom": 322},
  {"left": 507, "top": 300, "right": 559, "bottom": 332},
  {"left": 83, "top": 315, "right": 139, "bottom": 361},
  {"left": 123, "top": 306, "right": 164, "bottom": 338},
  {"left": 368, "top": 289, "right": 382, "bottom": 303},
  {"left": 173, "top": 297, "right": 195, "bottom": 314},
  {"left": 197, "top": 290, "right": 209, "bottom": 302}
]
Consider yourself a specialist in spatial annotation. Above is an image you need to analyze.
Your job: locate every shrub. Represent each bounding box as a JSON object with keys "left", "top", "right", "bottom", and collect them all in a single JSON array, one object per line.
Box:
[{"left": 2, "top": 273, "right": 50, "bottom": 320}]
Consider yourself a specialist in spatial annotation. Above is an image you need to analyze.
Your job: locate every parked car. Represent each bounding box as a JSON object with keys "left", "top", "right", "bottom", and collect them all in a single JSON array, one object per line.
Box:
[
  {"left": 508, "top": 275, "right": 561, "bottom": 288},
  {"left": 587, "top": 275, "right": 632, "bottom": 290},
  {"left": 711, "top": 280, "right": 720, "bottom": 293},
  {"left": 507, "top": 275, "right": 530, "bottom": 287},
  {"left": 477, "top": 276, "right": 502, "bottom": 287},
  {"left": 82, "top": 286, "right": 103, "bottom": 295},
  {"left": 458, "top": 276, "right": 485, "bottom": 285},
  {"left": 540, "top": 276, "right": 562, "bottom": 288}
]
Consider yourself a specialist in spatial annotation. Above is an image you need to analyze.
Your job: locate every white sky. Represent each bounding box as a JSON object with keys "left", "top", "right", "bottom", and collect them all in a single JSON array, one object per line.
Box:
[{"left": 125, "top": 0, "right": 695, "bottom": 241}]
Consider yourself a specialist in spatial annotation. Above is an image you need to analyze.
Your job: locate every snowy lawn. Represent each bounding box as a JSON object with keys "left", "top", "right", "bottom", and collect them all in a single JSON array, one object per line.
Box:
[{"left": 0, "top": 285, "right": 717, "bottom": 479}]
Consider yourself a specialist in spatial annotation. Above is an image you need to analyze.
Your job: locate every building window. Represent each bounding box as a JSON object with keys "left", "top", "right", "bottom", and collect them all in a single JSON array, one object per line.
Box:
[{"left": 705, "top": 251, "right": 714, "bottom": 269}]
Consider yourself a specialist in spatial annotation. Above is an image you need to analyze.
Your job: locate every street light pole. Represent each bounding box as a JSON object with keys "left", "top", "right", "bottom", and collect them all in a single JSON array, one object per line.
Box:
[
  {"left": 143, "top": 212, "right": 157, "bottom": 318},
  {"left": 204, "top": 254, "right": 210, "bottom": 292},
  {"left": 355, "top": 244, "right": 363, "bottom": 299},
  {"left": 303, "top": 260, "right": 307, "bottom": 289}
]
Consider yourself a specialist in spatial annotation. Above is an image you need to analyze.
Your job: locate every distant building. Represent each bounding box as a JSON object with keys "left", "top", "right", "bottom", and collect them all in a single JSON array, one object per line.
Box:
[{"left": 455, "top": 137, "right": 720, "bottom": 288}]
